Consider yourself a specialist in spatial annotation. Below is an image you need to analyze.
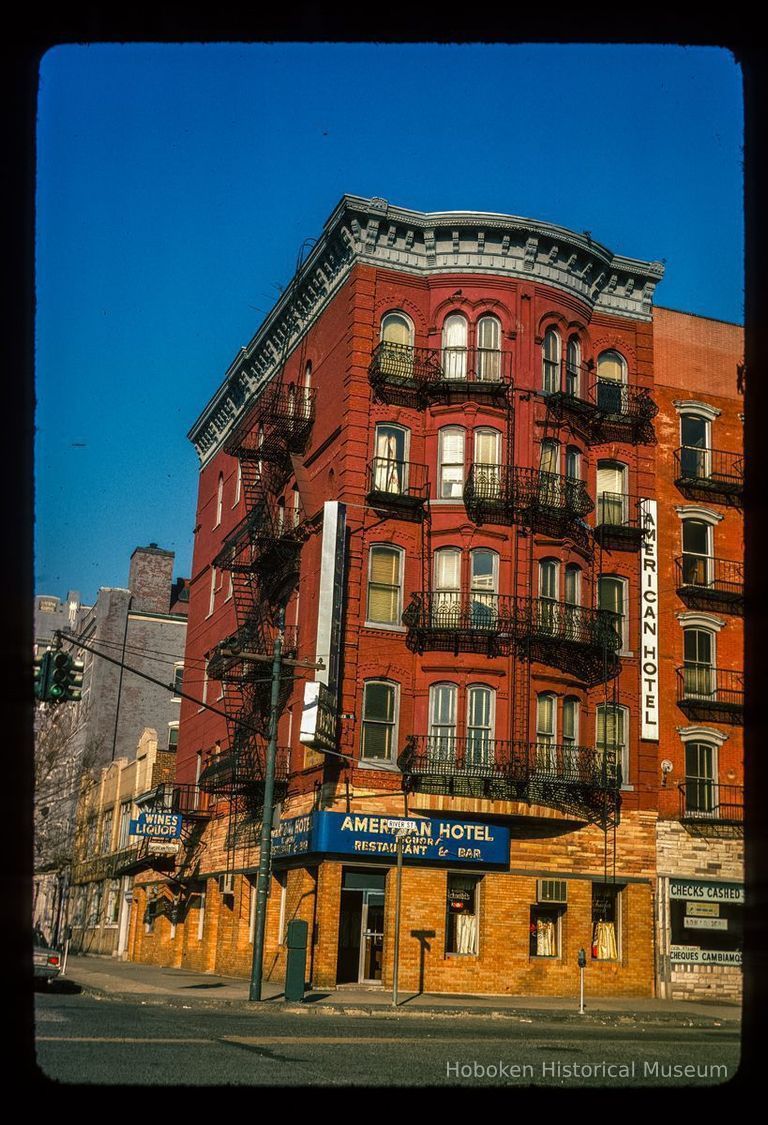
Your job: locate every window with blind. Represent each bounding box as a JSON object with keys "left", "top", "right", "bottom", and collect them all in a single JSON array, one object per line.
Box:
[
  {"left": 596, "top": 704, "right": 628, "bottom": 784},
  {"left": 381, "top": 311, "right": 413, "bottom": 346},
  {"left": 361, "top": 681, "right": 399, "bottom": 763},
  {"left": 562, "top": 698, "right": 579, "bottom": 747},
  {"left": 433, "top": 548, "right": 461, "bottom": 627},
  {"left": 473, "top": 428, "right": 502, "bottom": 497},
  {"left": 366, "top": 546, "right": 403, "bottom": 626},
  {"left": 597, "top": 461, "right": 628, "bottom": 526},
  {"left": 683, "top": 627, "right": 715, "bottom": 698},
  {"left": 597, "top": 350, "right": 627, "bottom": 413},
  {"left": 535, "top": 693, "right": 557, "bottom": 771},
  {"left": 466, "top": 684, "right": 494, "bottom": 766},
  {"left": 428, "top": 682, "right": 457, "bottom": 763},
  {"left": 439, "top": 427, "right": 466, "bottom": 498}
]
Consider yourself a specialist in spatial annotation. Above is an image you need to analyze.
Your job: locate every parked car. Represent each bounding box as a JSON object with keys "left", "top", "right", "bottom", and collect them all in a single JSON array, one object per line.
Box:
[{"left": 33, "top": 930, "right": 62, "bottom": 985}]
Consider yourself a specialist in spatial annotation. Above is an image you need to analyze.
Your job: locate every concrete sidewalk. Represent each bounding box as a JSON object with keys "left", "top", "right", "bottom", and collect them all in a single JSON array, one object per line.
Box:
[{"left": 52, "top": 954, "right": 741, "bottom": 1026}]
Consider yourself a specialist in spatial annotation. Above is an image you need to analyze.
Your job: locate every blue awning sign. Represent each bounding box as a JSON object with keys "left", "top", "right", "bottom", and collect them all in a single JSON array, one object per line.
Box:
[{"left": 271, "top": 811, "right": 509, "bottom": 868}]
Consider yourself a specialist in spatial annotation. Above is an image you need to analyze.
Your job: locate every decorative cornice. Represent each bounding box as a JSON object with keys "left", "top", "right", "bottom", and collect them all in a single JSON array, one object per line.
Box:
[
  {"left": 189, "top": 195, "right": 665, "bottom": 466},
  {"left": 674, "top": 505, "right": 724, "bottom": 524},
  {"left": 676, "top": 725, "right": 729, "bottom": 747},
  {"left": 673, "top": 400, "right": 721, "bottom": 421}
]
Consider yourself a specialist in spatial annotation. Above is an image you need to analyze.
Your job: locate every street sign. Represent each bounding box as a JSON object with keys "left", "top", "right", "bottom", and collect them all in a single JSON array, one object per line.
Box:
[{"left": 129, "top": 812, "right": 183, "bottom": 838}]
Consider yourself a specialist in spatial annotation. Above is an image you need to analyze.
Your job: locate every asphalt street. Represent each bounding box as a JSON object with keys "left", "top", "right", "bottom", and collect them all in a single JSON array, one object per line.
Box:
[{"left": 35, "top": 990, "right": 740, "bottom": 1087}]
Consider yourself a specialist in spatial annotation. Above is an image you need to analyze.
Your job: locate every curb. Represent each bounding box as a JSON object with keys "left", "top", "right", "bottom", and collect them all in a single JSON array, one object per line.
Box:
[{"left": 68, "top": 981, "right": 739, "bottom": 1029}]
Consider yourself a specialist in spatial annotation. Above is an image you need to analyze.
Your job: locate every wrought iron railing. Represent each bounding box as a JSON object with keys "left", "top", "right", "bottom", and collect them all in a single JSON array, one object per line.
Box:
[
  {"left": 513, "top": 596, "right": 621, "bottom": 652},
  {"left": 674, "top": 447, "right": 743, "bottom": 498},
  {"left": 543, "top": 373, "right": 657, "bottom": 439},
  {"left": 593, "top": 492, "right": 647, "bottom": 547},
  {"left": 675, "top": 555, "right": 744, "bottom": 609},
  {"left": 463, "top": 464, "right": 515, "bottom": 523},
  {"left": 368, "top": 341, "right": 513, "bottom": 403},
  {"left": 514, "top": 466, "right": 594, "bottom": 520},
  {"left": 197, "top": 744, "right": 290, "bottom": 796},
  {"left": 224, "top": 384, "right": 315, "bottom": 457},
  {"left": 398, "top": 736, "right": 621, "bottom": 825},
  {"left": 366, "top": 458, "right": 429, "bottom": 507},
  {"left": 134, "top": 782, "right": 212, "bottom": 818},
  {"left": 207, "top": 620, "right": 299, "bottom": 682},
  {"left": 678, "top": 779, "right": 743, "bottom": 823},
  {"left": 402, "top": 592, "right": 514, "bottom": 654},
  {"left": 676, "top": 665, "right": 744, "bottom": 721}
]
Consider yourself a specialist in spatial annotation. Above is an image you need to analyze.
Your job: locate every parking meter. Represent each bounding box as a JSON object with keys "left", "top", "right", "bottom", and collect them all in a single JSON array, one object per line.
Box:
[
  {"left": 577, "top": 947, "right": 586, "bottom": 1013},
  {"left": 578, "top": 948, "right": 587, "bottom": 968},
  {"left": 285, "top": 918, "right": 308, "bottom": 1002}
]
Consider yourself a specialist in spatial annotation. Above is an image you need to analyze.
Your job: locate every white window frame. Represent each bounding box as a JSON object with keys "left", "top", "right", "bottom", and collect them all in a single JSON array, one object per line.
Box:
[
  {"left": 476, "top": 315, "right": 502, "bottom": 382},
  {"left": 542, "top": 327, "right": 561, "bottom": 394},
  {"left": 562, "top": 697, "right": 580, "bottom": 747},
  {"left": 565, "top": 445, "right": 581, "bottom": 481},
  {"left": 380, "top": 311, "right": 414, "bottom": 346},
  {"left": 596, "top": 702, "right": 629, "bottom": 785},
  {"left": 566, "top": 335, "right": 581, "bottom": 397},
  {"left": 207, "top": 566, "right": 217, "bottom": 617},
  {"left": 366, "top": 544, "right": 405, "bottom": 629},
  {"left": 441, "top": 313, "right": 469, "bottom": 380},
  {"left": 167, "top": 721, "right": 179, "bottom": 752},
  {"left": 466, "top": 683, "right": 495, "bottom": 767},
  {"left": 360, "top": 680, "right": 400, "bottom": 767},
  {"left": 535, "top": 692, "right": 557, "bottom": 772},
  {"left": 172, "top": 663, "right": 184, "bottom": 701},
  {"left": 233, "top": 461, "right": 242, "bottom": 507},
  {"left": 438, "top": 426, "right": 466, "bottom": 499},
  {"left": 373, "top": 423, "right": 411, "bottom": 494},
  {"left": 215, "top": 473, "right": 224, "bottom": 528},
  {"left": 599, "top": 575, "right": 628, "bottom": 654}
]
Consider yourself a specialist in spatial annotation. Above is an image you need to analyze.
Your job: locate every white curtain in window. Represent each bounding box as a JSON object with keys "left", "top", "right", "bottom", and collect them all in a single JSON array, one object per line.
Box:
[
  {"left": 374, "top": 431, "right": 402, "bottom": 492},
  {"left": 456, "top": 912, "right": 478, "bottom": 955},
  {"left": 593, "top": 920, "right": 618, "bottom": 960},
  {"left": 442, "top": 315, "right": 468, "bottom": 379},
  {"left": 536, "top": 918, "right": 556, "bottom": 957}
]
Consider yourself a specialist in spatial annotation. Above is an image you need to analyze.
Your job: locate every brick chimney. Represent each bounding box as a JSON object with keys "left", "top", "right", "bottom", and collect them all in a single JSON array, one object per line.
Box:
[{"left": 128, "top": 544, "right": 175, "bottom": 615}]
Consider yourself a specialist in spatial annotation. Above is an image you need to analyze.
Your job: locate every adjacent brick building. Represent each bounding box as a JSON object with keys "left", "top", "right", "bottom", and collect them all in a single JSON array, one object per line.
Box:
[
  {"left": 34, "top": 545, "right": 189, "bottom": 944},
  {"left": 127, "top": 196, "right": 737, "bottom": 999},
  {"left": 652, "top": 308, "right": 744, "bottom": 1000}
]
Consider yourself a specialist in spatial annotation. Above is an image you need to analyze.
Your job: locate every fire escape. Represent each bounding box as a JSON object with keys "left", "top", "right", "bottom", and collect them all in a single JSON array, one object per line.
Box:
[{"left": 202, "top": 376, "right": 317, "bottom": 859}]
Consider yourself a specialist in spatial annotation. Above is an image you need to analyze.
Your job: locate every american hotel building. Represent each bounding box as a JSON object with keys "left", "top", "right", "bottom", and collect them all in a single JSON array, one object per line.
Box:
[{"left": 126, "top": 196, "right": 743, "bottom": 1000}]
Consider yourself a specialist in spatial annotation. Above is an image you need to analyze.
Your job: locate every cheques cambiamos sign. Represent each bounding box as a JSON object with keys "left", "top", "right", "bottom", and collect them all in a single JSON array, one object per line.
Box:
[
  {"left": 639, "top": 498, "right": 659, "bottom": 740},
  {"left": 271, "top": 811, "right": 509, "bottom": 868}
]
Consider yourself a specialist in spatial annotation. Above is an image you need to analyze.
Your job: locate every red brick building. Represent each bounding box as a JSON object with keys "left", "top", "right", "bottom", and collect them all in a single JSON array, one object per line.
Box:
[
  {"left": 126, "top": 196, "right": 740, "bottom": 999},
  {"left": 652, "top": 308, "right": 744, "bottom": 1000}
]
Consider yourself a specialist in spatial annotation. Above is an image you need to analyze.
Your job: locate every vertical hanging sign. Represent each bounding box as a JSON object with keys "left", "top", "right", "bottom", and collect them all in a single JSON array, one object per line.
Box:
[{"left": 639, "top": 499, "right": 659, "bottom": 740}]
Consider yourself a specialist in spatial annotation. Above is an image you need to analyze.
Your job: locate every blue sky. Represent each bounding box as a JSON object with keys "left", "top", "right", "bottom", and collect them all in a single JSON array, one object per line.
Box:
[{"left": 35, "top": 43, "right": 743, "bottom": 604}]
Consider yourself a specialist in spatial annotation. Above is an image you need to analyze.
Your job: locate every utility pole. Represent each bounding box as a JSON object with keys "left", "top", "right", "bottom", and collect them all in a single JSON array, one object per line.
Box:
[
  {"left": 392, "top": 828, "right": 416, "bottom": 1008},
  {"left": 248, "top": 611, "right": 323, "bottom": 1001}
]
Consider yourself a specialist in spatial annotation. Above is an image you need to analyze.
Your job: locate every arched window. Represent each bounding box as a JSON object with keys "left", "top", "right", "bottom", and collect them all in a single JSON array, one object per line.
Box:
[
  {"left": 682, "top": 627, "right": 715, "bottom": 699},
  {"left": 598, "top": 575, "right": 627, "bottom": 651},
  {"left": 438, "top": 426, "right": 466, "bottom": 498},
  {"left": 565, "top": 445, "right": 581, "bottom": 481},
  {"left": 470, "top": 548, "right": 499, "bottom": 628},
  {"left": 433, "top": 547, "right": 461, "bottom": 626},
  {"left": 566, "top": 336, "right": 581, "bottom": 397},
  {"left": 679, "top": 413, "right": 711, "bottom": 481},
  {"left": 596, "top": 703, "right": 628, "bottom": 785},
  {"left": 476, "top": 315, "right": 502, "bottom": 382},
  {"left": 684, "top": 740, "right": 717, "bottom": 815},
  {"left": 597, "top": 350, "right": 627, "bottom": 414},
  {"left": 302, "top": 361, "right": 313, "bottom": 412},
  {"left": 442, "top": 313, "right": 468, "bottom": 380},
  {"left": 367, "top": 545, "right": 404, "bottom": 626},
  {"left": 539, "top": 439, "right": 560, "bottom": 506},
  {"left": 380, "top": 312, "right": 414, "bottom": 378},
  {"left": 361, "top": 680, "right": 399, "bottom": 763},
  {"left": 473, "top": 427, "right": 502, "bottom": 498},
  {"left": 215, "top": 473, "right": 224, "bottom": 527},
  {"left": 538, "top": 558, "right": 559, "bottom": 633},
  {"left": 681, "top": 518, "right": 713, "bottom": 587},
  {"left": 373, "top": 424, "right": 410, "bottom": 494},
  {"left": 562, "top": 697, "right": 579, "bottom": 748},
  {"left": 381, "top": 311, "right": 413, "bottom": 346},
  {"left": 536, "top": 692, "right": 557, "bottom": 771},
  {"left": 467, "top": 684, "right": 495, "bottom": 765},
  {"left": 428, "top": 682, "right": 458, "bottom": 762},
  {"left": 597, "top": 460, "right": 628, "bottom": 526},
  {"left": 564, "top": 564, "right": 581, "bottom": 606},
  {"left": 234, "top": 461, "right": 242, "bottom": 506},
  {"left": 542, "top": 328, "right": 561, "bottom": 394}
]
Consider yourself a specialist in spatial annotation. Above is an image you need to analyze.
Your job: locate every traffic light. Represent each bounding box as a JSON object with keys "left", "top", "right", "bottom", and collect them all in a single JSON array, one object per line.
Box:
[
  {"left": 48, "top": 652, "right": 70, "bottom": 701},
  {"left": 34, "top": 651, "right": 51, "bottom": 701},
  {"left": 67, "top": 658, "right": 85, "bottom": 701}
]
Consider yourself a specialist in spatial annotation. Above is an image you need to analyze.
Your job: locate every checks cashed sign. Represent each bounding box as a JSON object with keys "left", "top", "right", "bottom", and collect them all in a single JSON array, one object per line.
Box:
[{"left": 639, "top": 499, "right": 659, "bottom": 740}]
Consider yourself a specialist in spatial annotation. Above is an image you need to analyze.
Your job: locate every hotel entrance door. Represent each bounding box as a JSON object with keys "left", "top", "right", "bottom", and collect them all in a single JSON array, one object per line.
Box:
[{"left": 336, "top": 868, "right": 387, "bottom": 984}]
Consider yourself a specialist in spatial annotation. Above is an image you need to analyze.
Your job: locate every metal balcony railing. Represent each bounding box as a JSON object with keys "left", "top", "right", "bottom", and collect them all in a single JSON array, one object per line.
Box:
[
  {"left": 366, "top": 458, "right": 429, "bottom": 510},
  {"left": 402, "top": 591, "right": 515, "bottom": 656},
  {"left": 197, "top": 744, "right": 290, "bottom": 798},
  {"left": 674, "top": 447, "right": 744, "bottom": 501},
  {"left": 675, "top": 555, "right": 744, "bottom": 612},
  {"left": 368, "top": 341, "right": 512, "bottom": 404},
  {"left": 676, "top": 665, "right": 744, "bottom": 723},
  {"left": 593, "top": 492, "right": 647, "bottom": 548},
  {"left": 207, "top": 620, "right": 299, "bottom": 682},
  {"left": 515, "top": 466, "right": 594, "bottom": 521},
  {"left": 463, "top": 464, "right": 516, "bottom": 524},
  {"left": 134, "top": 782, "right": 212, "bottom": 819},
  {"left": 678, "top": 779, "right": 744, "bottom": 823},
  {"left": 514, "top": 596, "right": 621, "bottom": 651},
  {"left": 543, "top": 371, "right": 657, "bottom": 443},
  {"left": 398, "top": 736, "right": 620, "bottom": 825},
  {"left": 224, "top": 383, "right": 315, "bottom": 458}
]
